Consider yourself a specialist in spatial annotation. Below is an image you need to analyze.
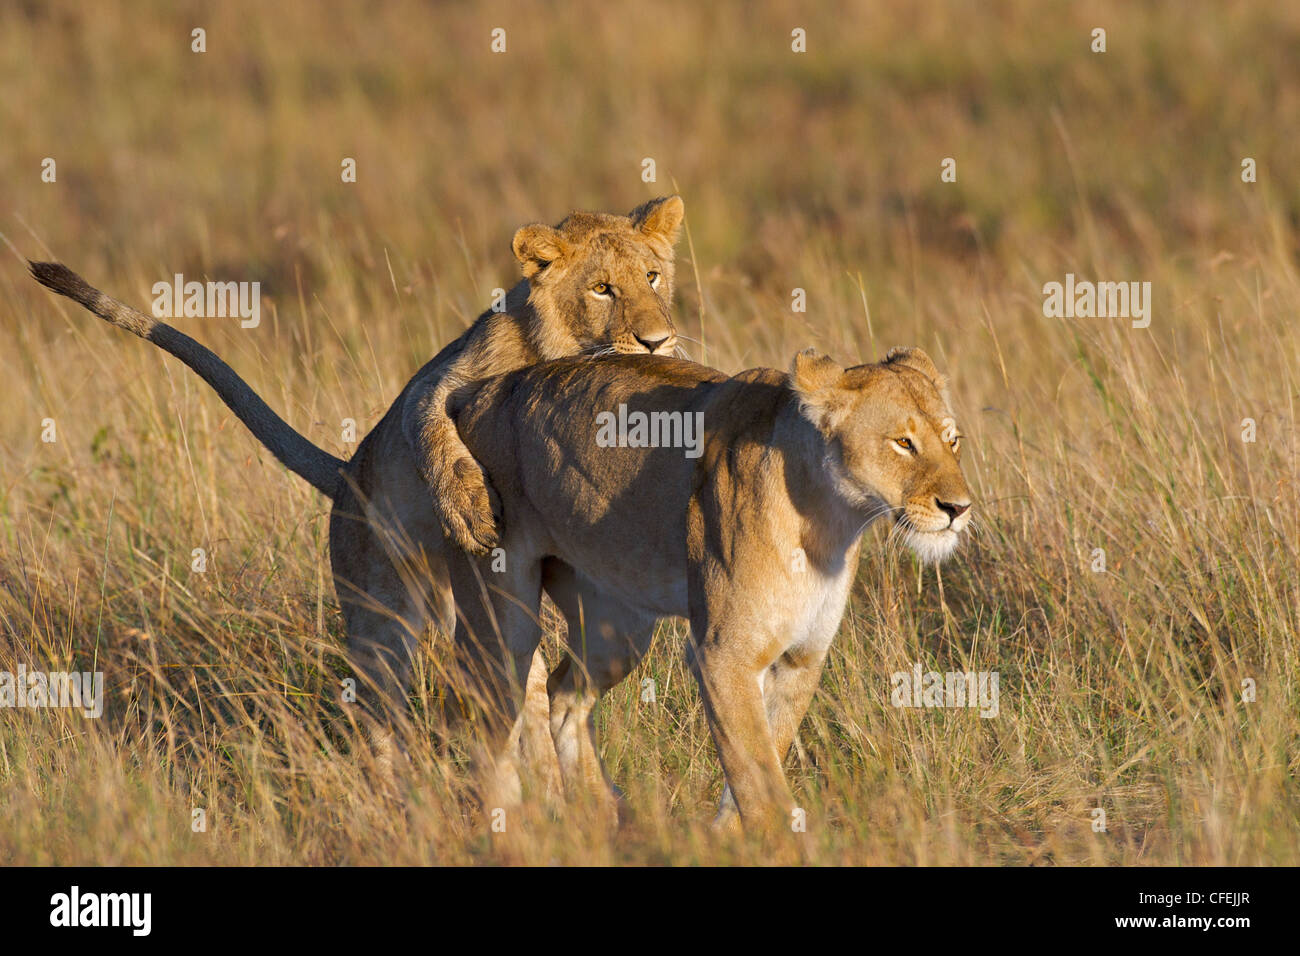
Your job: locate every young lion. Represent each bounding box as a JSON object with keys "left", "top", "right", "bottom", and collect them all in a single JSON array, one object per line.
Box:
[
  {"left": 448, "top": 347, "right": 973, "bottom": 830},
  {"left": 29, "top": 195, "right": 685, "bottom": 717}
]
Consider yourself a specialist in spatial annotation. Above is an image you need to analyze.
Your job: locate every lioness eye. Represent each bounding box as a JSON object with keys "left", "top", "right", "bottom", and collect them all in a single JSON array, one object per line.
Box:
[
  {"left": 894, "top": 438, "right": 913, "bottom": 451},
  {"left": 647, "top": 271, "right": 659, "bottom": 285},
  {"left": 950, "top": 437, "right": 961, "bottom": 452},
  {"left": 593, "top": 282, "right": 611, "bottom": 296}
]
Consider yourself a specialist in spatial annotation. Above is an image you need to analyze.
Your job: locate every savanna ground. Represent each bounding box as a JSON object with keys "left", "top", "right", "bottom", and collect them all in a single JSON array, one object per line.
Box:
[{"left": 0, "top": 0, "right": 1297, "bottom": 865}]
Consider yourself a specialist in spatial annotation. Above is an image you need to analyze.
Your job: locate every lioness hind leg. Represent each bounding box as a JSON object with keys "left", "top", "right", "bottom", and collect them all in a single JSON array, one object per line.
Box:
[
  {"left": 518, "top": 645, "right": 564, "bottom": 809},
  {"left": 446, "top": 550, "right": 546, "bottom": 821},
  {"left": 541, "top": 559, "right": 656, "bottom": 823},
  {"left": 545, "top": 632, "right": 653, "bottom": 826},
  {"left": 544, "top": 658, "right": 607, "bottom": 815}
]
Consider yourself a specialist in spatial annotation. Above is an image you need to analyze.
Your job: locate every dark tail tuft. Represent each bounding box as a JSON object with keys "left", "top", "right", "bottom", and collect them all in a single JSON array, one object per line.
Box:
[
  {"left": 30, "top": 261, "right": 97, "bottom": 306},
  {"left": 30, "top": 258, "right": 345, "bottom": 498}
]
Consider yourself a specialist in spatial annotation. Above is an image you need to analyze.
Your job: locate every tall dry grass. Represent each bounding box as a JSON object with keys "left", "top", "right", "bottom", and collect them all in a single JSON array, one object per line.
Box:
[{"left": 0, "top": 0, "right": 1296, "bottom": 864}]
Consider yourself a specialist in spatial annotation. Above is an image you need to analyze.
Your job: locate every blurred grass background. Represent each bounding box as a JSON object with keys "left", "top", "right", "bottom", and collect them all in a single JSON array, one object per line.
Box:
[{"left": 0, "top": 0, "right": 1297, "bottom": 864}]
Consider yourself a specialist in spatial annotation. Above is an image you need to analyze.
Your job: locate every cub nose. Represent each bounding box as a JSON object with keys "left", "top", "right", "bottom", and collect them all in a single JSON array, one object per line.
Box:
[
  {"left": 936, "top": 499, "right": 971, "bottom": 524},
  {"left": 634, "top": 332, "right": 674, "bottom": 353}
]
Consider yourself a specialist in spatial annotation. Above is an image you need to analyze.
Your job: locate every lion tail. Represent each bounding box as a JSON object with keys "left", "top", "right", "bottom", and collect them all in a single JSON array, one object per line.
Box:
[{"left": 30, "top": 261, "right": 346, "bottom": 498}]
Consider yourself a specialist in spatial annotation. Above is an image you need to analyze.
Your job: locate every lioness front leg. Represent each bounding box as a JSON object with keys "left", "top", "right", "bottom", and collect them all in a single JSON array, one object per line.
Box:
[
  {"left": 413, "top": 382, "right": 501, "bottom": 556},
  {"left": 689, "top": 626, "right": 796, "bottom": 834},
  {"left": 764, "top": 643, "right": 833, "bottom": 771},
  {"left": 716, "top": 643, "right": 833, "bottom": 827}
]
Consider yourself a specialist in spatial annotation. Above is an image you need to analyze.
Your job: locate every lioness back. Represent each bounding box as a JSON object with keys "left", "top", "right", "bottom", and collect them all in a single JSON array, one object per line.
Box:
[
  {"left": 456, "top": 355, "right": 797, "bottom": 610},
  {"left": 456, "top": 347, "right": 973, "bottom": 616}
]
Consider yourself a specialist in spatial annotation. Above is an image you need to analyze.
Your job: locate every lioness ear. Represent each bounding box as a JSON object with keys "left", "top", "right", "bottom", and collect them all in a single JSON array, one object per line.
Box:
[
  {"left": 885, "top": 346, "right": 950, "bottom": 404},
  {"left": 512, "top": 224, "right": 568, "bottom": 279},
  {"left": 629, "top": 195, "right": 685, "bottom": 249},
  {"left": 790, "top": 349, "right": 850, "bottom": 428},
  {"left": 792, "top": 349, "right": 844, "bottom": 392}
]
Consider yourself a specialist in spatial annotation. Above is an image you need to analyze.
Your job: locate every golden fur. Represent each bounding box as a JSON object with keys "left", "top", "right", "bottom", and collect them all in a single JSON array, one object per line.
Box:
[
  {"left": 449, "top": 347, "right": 973, "bottom": 830},
  {"left": 403, "top": 197, "right": 684, "bottom": 556},
  {"left": 337, "top": 197, "right": 685, "bottom": 713},
  {"left": 30, "top": 196, "right": 686, "bottom": 723}
]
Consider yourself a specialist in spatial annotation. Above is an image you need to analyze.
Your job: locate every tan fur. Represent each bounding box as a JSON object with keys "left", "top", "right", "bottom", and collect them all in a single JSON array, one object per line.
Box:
[
  {"left": 338, "top": 197, "right": 685, "bottom": 718},
  {"left": 31, "top": 197, "right": 686, "bottom": 728},
  {"left": 402, "top": 197, "right": 684, "bottom": 556},
  {"left": 450, "top": 348, "right": 973, "bottom": 829}
]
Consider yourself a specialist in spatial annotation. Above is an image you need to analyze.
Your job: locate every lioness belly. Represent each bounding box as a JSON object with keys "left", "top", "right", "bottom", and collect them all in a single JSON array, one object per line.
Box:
[{"left": 525, "top": 442, "right": 693, "bottom": 617}]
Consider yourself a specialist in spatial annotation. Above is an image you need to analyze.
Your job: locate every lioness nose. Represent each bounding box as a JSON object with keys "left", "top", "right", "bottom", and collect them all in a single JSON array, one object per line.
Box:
[
  {"left": 635, "top": 333, "right": 673, "bottom": 353},
  {"left": 936, "top": 499, "right": 970, "bottom": 523}
]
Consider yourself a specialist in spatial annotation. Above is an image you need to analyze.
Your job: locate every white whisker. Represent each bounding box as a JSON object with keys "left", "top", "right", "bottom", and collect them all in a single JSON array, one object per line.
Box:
[{"left": 854, "top": 503, "right": 898, "bottom": 538}]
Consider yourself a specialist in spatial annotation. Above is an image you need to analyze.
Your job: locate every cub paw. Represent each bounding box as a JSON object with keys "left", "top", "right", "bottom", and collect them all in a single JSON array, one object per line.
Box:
[
  {"left": 435, "top": 457, "right": 501, "bottom": 556},
  {"left": 442, "top": 505, "right": 499, "bottom": 556}
]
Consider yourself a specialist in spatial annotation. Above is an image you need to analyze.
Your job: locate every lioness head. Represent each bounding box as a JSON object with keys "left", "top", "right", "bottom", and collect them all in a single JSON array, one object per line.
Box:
[
  {"left": 511, "top": 195, "right": 684, "bottom": 359},
  {"left": 791, "top": 346, "right": 973, "bottom": 563}
]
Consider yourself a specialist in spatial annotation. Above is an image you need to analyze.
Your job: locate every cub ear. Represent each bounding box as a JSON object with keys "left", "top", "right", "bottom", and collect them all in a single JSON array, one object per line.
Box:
[
  {"left": 885, "top": 346, "right": 950, "bottom": 403},
  {"left": 629, "top": 195, "right": 685, "bottom": 249},
  {"left": 511, "top": 224, "right": 568, "bottom": 279},
  {"left": 790, "top": 349, "right": 850, "bottom": 428}
]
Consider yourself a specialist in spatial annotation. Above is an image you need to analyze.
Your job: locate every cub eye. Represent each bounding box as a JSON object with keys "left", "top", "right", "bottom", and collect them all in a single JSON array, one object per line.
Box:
[
  {"left": 592, "top": 282, "right": 612, "bottom": 296},
  {"left": 647, "top": 271, "right": 660, "bottom": 286},
  {"left": 894, "top": 438, "right": 914, "bottom": 452}
]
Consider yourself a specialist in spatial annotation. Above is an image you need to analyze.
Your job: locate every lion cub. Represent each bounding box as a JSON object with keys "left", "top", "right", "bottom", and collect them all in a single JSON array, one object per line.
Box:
[
  {"left": 402, "top": 197, "right": 684, "bottom": 556},
  {"left": 29, "top": 195, "right": 685, "bottom": 719},
  {"left": 449, "top": 348, "right": 972, "bottom": 830}
]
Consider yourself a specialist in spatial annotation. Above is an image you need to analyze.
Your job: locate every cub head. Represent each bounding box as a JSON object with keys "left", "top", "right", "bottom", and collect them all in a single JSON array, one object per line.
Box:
[
  {"left": 510, "top": 195, "right": 684, "bottom": 359},
  {"left": 791, "top": 346, "right": 973, "bottom": 563}
]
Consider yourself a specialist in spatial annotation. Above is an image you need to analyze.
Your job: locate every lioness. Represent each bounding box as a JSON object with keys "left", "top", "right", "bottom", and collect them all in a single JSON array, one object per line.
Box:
[
  {"left": 29, "top": 195, "right": 685, "bottom": 717},
  {"left": 448, "top": 347, "right": 972, "bottom": 830}
]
